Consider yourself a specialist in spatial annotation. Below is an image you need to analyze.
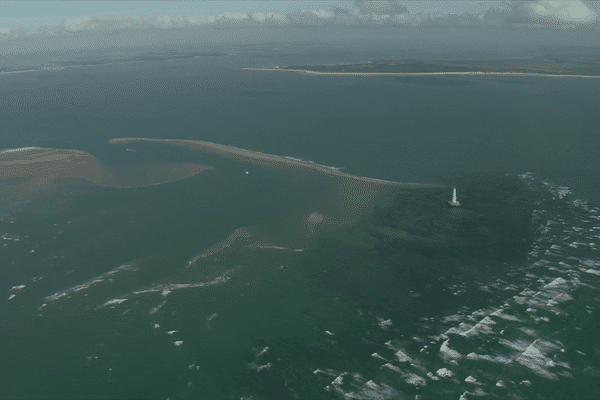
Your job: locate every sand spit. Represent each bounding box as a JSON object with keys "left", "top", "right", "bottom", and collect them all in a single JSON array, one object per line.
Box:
[
  {"left": 242, "top": 68, "right": 600, "bottom": 79},
  {"left": 108, "top": 138, "right": 439, "bottom": 189}
]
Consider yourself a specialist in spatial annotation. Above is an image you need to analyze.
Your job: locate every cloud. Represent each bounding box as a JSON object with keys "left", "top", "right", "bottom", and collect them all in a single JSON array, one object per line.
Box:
[
  {"left": 354, "top": 0, "right": 409, "bottom": 15},
  {"left": 59, "top": 16, "right": 94, "bottom": 32},
  {"left": 0, "top": 10, "right": 304, "bottom": 39},
  {"left": 507, "top": 0, "right": 597, "bottom": 27},
  {"left": 249, "top": 12, "right": 287, "bottom": 24},
  {"left": 331, "top": 6, "right": 351, "bottom": 16},
  {"left": 4, "top": 25, "right": 37, "bottom": 37},
  {"left": 147, "top": 13, "right": 247, "bottom": 29},
  {"left": 285, "top": 9, "right": 337, "bottom": 27},
  {"left": 1, "top": 1, "right": 598, "bottom": 52}
]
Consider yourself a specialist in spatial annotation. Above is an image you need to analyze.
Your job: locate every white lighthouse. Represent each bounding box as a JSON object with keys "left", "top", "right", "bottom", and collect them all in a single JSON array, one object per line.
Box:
[{"left": 448, "top": 187, "right": 460, "bottom": 207}]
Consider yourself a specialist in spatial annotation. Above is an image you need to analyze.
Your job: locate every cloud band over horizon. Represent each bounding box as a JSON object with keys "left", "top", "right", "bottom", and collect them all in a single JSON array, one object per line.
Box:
[{"left": 1, "top": 1, "right": 597, "bottom": 54}]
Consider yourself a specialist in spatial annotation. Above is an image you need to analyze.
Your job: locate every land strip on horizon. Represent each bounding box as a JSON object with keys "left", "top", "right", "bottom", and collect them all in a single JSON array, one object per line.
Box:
[{"left": 242, "top": 55, "right": 600, "bottom": 78}]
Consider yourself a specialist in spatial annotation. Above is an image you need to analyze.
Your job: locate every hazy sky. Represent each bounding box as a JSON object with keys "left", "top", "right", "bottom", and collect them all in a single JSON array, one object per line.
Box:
[
  {"left": 1, "top": 1, "right": 598, "bottom": 55},
  {"left": 0, "top": 1, "right": 506, "bottom": 28}
]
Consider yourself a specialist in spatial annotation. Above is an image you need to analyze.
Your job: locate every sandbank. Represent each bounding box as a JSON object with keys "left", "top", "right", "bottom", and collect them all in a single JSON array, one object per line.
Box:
[
  {"left": 109, "top": 137, "right": 440, "bottom": 188},
  {"left": 0, "top": 146, "right": 210, "bottom": 190}
]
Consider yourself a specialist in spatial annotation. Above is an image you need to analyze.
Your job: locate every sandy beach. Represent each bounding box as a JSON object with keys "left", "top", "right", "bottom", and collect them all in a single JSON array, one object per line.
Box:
[{"left": 241, "top": 67, "right": 600, "bottom": 79}]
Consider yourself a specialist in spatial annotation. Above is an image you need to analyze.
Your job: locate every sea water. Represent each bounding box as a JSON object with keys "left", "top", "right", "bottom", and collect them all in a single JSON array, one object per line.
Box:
[{"left": 1, "top": 43, "right": 599, "bottom": 399}]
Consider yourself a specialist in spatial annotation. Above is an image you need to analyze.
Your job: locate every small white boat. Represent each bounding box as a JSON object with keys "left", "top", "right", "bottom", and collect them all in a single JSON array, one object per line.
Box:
[{"left": 448, "top": 187, "right": 460, "bottom": 207}]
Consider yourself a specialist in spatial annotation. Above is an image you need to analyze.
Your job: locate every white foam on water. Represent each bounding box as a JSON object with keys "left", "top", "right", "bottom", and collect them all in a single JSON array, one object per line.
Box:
[
  {"left": 266, "top": 173, "right": 600, "bottom": 398},
  {"left": 7, "top": 284, "right": 26, "bottom": 300},
  {"left": 466, "top": 352, "right": 511, "bottom": 364},
  {"left": 0, "top": 147, "right": 42, "bottom": 154},
  {"left": 99, "top": 298, "right": 127, "bottom": 307},
  {"left": 47, "top": 263, "right": 138, "bottom": 305},
  {"left": 129, "top": 268, "right": 236, "bottom": 297},
  {"left": 442, "top": 314, "right": 464, "bottom": 323},
  {"left": 547, "top": 292, "right": 573, "bottom": 306},
  {"left": 332, "top": 374, "right": 345, "bottom": 385},
  {"left": 440, "top": 339, "right": 462, "bottom": 360},
  {"left": 257, "top": 346, "right": 268, "bottom": 357},
  {"left": 499, "top": 338, "right": 529, "bottom": 352},
  {"left": 519, "top": 327, "right": 537, "bottom": 336},
  {"left": 313, "top": 368, "right": 337, "bottom": 376},
  {"left": 381, "top": 363, "right": 401, "bottom": 373},
  {"left": 384, "top": 341, "right": 397, "bottom": 351},
  {"left": 404, "top": 373, "right": 426, "bottom": 387},
  {"left": 149, "top": 300, "right": 166, "bottom": 315},
  {"left": 543, "top": 277, "right": 568, "bottom": 289},
  {"left": 458, "top": 316, "right": 496, "bottom": 337},
  {"left": 436, "top": 368, "right": 453, "bottom": 378},
  {"left": 490, "top": 308, "right": 522, "bottom": 322},
  {"left": 394, "top": 350, "right": 412, "bottom": 362},
  {"left": 247, "top": 362, "right": 272, "bottom": 373},
  {"left": 378, "top": 318, "right": 392, "bottom": 330},
  {"left": 444, "top": 322, "right": 474, "bottom": 336},
  {"left": 427, "top": 372, "right": 440, "bottom": 381},
  {"left": 516, "top": 339, "right": 560, "bottom": 380}
]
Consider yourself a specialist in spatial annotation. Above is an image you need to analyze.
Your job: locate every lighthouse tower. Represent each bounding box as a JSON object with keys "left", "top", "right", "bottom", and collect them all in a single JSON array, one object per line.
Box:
[{"left": 448, "top": 187, "right": 460, "bottom": 207}]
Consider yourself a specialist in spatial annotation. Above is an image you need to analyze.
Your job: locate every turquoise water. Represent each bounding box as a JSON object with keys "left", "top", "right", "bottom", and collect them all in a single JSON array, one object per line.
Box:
[{"left": 2, "top": 44, "right": 600, "bottom": 399}]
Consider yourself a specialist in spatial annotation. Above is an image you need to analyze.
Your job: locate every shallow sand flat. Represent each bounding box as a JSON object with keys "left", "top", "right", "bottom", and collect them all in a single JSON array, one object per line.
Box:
[
  {"left": 242, "top": 68, "right": 600, "bottom": 79},
  {"left": 108, "top": 137, "right": 440, "bottom": 189},
  {"left": 0, "top": 146, "right": 211, "bottom": 191},
  {"left": 0, "top": 148, "right": 98, "bottom": 180}
]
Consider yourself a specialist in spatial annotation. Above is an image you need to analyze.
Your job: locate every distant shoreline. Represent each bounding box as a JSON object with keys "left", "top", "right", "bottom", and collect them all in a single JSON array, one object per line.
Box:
[{"left": 241, "top": 68, "right": 600, "bottom": 79}]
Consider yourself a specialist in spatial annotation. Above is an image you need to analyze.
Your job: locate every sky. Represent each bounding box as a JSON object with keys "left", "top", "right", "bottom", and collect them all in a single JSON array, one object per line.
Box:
[
  {"left": 0, "top": 1, "right": 505, "bottom": 29},
  {"left": 1, "top": 1, "right": 599, "bottom": 55}
]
